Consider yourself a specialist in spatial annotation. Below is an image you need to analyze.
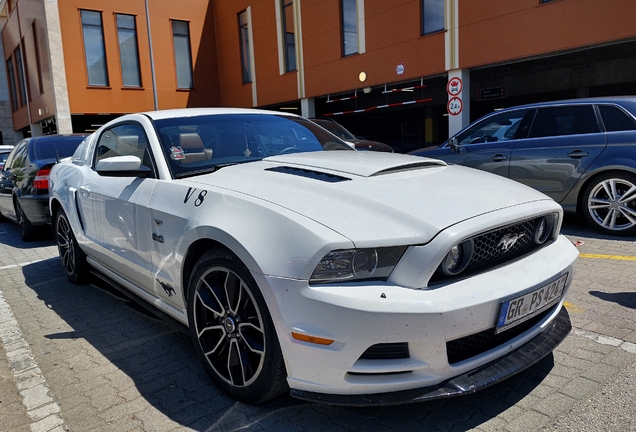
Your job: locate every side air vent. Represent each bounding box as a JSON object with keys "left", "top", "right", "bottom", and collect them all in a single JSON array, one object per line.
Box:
[{"left": 266, "top": 166, "right": 351, "bottom": 183}]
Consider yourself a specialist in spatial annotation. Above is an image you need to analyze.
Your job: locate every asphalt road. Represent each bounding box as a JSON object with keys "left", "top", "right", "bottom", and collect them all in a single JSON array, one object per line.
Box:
[{"left": 0, "top": 214, "right": 635, "bottom": 432}]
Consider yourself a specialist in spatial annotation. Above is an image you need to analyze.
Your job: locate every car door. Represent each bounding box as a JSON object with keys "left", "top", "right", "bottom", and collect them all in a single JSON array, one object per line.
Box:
[
  {"left": 76, "top": 122, "right": 158, "bottom": 291},
  {"left": 434, "top": 109, "right": 533, "bottom": 178},
  {"left": 509, "top": 105, "right": 606, "bottom": 203},
  {"left": 0, "top": 140, "right": 27, "bottom": 219}
]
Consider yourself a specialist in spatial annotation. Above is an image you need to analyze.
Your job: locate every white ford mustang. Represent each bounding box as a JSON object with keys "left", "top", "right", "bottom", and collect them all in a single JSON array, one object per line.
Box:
[{"left": 49, "top": 108, "right": 578, "bottom": 405}]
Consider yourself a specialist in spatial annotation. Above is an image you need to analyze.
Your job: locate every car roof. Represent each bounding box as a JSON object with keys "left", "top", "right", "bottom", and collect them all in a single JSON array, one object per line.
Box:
[
  {"left": 142, "top": 107, "right": 300, "bottom": 121},
  {"left": 505, "top": 96, "right": 636, "bottom": 110}
]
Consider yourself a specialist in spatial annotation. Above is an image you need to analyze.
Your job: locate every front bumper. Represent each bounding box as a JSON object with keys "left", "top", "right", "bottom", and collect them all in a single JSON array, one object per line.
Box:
[{"left": 290, "top": 306, "right": 571, "bottom": 406}]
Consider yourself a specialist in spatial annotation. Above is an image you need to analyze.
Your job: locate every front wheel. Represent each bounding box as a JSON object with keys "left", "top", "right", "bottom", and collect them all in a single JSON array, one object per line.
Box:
[
  {"left": 582, "top": 172, "right": 636, "bottom": 236},
  {"left": 187, "top": 249, "right": 288, "bottom": 404},
  {"left": 55, "top": 209, "right": 89, "bottom": 283}
]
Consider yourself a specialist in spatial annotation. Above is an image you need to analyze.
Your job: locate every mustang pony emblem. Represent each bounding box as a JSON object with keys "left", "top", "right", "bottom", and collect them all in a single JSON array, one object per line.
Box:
[{"left": 498, "top": 233, "right": 525, "bottom": 251}]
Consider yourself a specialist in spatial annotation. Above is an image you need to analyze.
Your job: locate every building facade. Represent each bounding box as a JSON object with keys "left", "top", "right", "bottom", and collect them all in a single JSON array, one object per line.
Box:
[{"left": 2, "top": 0, "right": 636, "bottom": 152}]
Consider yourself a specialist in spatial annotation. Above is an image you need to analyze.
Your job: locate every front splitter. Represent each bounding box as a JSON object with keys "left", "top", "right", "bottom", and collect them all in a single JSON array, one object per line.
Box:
[{"left": 290, "top": 307, "right": 571, "bottom": 406}]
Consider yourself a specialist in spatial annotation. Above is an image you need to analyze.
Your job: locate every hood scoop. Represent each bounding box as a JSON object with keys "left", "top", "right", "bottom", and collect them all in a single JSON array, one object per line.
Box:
[
  {"left": 266, "top": 166, "right": 351, "bottom": 183},
  {"left": 371, "top": 161, "right": 447, "bottom": 176},
  {"left": 266, "top": 151, "right": 447, "bottom": 178}
]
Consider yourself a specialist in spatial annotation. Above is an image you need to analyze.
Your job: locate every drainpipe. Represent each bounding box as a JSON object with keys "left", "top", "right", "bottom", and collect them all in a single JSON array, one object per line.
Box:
[{"left": 145, "top": 0, "right": 158, "bottom": 111}]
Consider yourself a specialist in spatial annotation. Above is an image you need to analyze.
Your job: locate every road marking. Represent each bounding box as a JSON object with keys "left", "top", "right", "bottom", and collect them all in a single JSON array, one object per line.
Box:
[
  {"left": 572, "top": 328, "right": 636, "bottom": 355},
  {"left": 0, "top": 289, "right": 67, "bottom": 431},
  {"left": 579, "top": 253, "right": 636, "bottom": 261},
  {"left": 563, "top": 301, "right": 586, "bottom": 313}
]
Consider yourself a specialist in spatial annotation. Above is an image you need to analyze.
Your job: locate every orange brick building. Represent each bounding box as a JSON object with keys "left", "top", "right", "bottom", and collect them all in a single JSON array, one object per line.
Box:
[{"left": 1, "top": 0, "right": 636, "bottom": 151}]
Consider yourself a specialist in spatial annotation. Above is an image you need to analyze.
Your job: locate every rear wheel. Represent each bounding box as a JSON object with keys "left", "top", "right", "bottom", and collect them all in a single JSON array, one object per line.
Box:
[
  {"left": 15, "top": 200, "right": 37, "bottom": 241},
  {"left": 582, "top": 171, "right": 636, "bottom": 236},
  {"left": 55, "top": 209, "right": 89, "bottom": 283},
  {"left": 187, "top": 249, "right": 288, "bottom": 404}
]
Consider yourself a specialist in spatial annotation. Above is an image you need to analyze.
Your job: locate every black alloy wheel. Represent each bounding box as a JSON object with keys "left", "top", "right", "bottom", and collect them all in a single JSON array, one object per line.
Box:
[
  {"left": 187, "top": 249, "right": 287, "bottom": 404},
  {"left": 16, "top": 200, "right": 37, "bottom": 241},
  {"left": 55, "top": 209, "right": 89, "bottom": 283}
]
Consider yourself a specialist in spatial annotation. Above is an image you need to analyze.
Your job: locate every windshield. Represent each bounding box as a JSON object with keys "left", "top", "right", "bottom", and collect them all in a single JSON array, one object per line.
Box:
[{"left": 153, "top": 114, "right": 353, "bottom": 178}]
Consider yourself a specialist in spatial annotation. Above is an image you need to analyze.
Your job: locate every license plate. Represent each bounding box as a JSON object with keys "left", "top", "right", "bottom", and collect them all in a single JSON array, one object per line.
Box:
[{"left": 495, "top": 273, "right": 568, "bottom": 334}]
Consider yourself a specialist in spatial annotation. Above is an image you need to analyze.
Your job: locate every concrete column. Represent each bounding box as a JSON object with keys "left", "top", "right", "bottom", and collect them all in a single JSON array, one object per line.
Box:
[
  {"left": 43, "top": 0, "right": 73, "bottom": 134},
  {"left": 300, "top": 98, "right": 315, "bottom": 118},
  {"left": 447, "top": 69, "right": 470, "bottom": 138}
]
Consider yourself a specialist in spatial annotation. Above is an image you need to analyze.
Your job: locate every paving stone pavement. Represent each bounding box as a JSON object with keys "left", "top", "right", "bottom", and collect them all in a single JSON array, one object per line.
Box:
[{"left": 0, "top": 214, "right": 635, "bottom": 432}]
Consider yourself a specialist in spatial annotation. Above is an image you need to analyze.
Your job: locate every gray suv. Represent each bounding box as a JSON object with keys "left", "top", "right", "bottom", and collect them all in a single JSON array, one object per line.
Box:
[{"left": 410, "top": 97, "right": 636, "bottom": 236}]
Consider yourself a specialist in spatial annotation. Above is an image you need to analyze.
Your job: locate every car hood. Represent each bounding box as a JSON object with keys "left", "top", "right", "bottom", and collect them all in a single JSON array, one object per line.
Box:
[{"left": 187, "top": 152, "right": 552, "bottom": 245}]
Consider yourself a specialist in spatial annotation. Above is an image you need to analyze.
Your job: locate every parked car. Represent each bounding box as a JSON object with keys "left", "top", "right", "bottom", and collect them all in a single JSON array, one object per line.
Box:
[
  {"left": 310, "top": 117, "right": 394, "bottom": 152},
  {"left": 0, "top": 134, "right": 88, "bottom": 240},
  {"left": 0, "top": 145, "right": 14, "bottom": 170},
  {"left": 410, "top": 97, "right": 636, "bottom": 236},
  {"left": 50, "top": 108, "right": 577, "bottom": 405}
]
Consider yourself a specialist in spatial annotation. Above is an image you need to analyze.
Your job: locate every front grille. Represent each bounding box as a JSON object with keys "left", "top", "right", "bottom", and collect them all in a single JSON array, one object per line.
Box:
[
  {"left": 446, "top": 305, "right": 555, "bottom": 364},
  {"left": 430, "top": 215, "right": 555, "bottom": 284},
  {"left": 360, "top": 342, "right": 410, "bottom": 360}
]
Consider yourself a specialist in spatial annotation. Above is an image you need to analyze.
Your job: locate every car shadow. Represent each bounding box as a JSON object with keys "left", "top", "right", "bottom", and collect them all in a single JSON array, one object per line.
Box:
[
  {"left": 21, "top": 258, "right": 556, "bottom": 431},
  {"left": 0, "top": 221, "right": 54, "bottom": 249},
  {"left": 589, "top": 291, "right": 636, "bottom": 310},
  {"left": 561, "top": 213, "right": 635, "bottom": 241}
]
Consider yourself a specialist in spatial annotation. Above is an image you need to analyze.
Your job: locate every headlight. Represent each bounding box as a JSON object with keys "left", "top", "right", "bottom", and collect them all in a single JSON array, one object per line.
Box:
[
  {"left": 440, "top": 239, "right": 473, "bottom": 276},
  {"left": 310, "top": 246, "right": 407, "bottom": 283}
]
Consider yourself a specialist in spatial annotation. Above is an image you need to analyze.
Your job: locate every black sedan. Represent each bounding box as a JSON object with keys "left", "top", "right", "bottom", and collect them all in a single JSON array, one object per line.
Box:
[
  {"left": 411, "top": 97, "right": 636, "bottom": 236},
  {"left": 0, "top": 134, "right": 88, "bottom": 240},
  {"left": 310, "top": 118, "right": 394, "bottom": 152}
]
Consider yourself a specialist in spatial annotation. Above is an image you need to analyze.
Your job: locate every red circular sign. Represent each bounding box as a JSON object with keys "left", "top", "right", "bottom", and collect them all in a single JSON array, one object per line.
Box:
[
  {"left": 447, "top": 78, "right": 463, "bottom": 96},
  {"left": 395, "top": 62, "right": 405, "bottom": 76},
  {"left": 447, "top": 97, "right": 463, "bottom": 116}
]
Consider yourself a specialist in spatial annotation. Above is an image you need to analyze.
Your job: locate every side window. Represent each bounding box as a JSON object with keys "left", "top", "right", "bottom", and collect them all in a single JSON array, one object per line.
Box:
[
  {"left": 598, "top": 105, "right": 636, "bottom": 132},
  {"left": 528, "top": 106, "right": 600, "bottom": 138},
  {"left": 9, "top": 142, "right": 28, "bottom": 169},
  {"left": 456, "top": 110, "right": 529, "bottom": 145},
  {"left": 94, "top": 123, "right": 154, "bottom": 176}
]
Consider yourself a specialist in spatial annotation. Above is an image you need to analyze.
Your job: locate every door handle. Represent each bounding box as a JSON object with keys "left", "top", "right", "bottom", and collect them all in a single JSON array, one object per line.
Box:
[
  {"left": 567, "top": 150, "right": 589, "bottom": 159},
  {"left": 79, "top": 186, "right": 90, "bottom": 197},
  {"left": 490, "top": 154, "right": 508, "bottom": 162}
]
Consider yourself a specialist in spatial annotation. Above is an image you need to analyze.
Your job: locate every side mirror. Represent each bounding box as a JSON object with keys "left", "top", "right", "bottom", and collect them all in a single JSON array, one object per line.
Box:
[
  {"left": 96, "top": 155, "right": 152, "bottom": 178},
  {"left": 449, "top": 136, "right": 459, "bottom": 153}
]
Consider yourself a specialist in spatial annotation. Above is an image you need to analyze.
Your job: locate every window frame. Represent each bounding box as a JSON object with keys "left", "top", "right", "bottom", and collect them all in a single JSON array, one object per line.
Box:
[
  {"left": 171, "top": 19, "right": 194, "bottom": 90},
  {"left": 341, "top": 0, "right": 358, "bottom": 57},
  {"left": 80, "top": 9, "right": 110, "bottom": 87},
  {"left": 238, "top": 11, "right": 251, "bottom": 84},
  {"left": 421, "top": 0, "right": 445, "bottom": 36},
  {"left": 31, "top": 21, "right": 44, "bottom": 95},
  {"left": 115, "top": 13, "right": 142, "bottom": 88},
  {"left": 6, "top": 57, "right": 19, "bottom": 111},
  {"left": 281, "top": 0, "right": 296, "bottom": 72}
]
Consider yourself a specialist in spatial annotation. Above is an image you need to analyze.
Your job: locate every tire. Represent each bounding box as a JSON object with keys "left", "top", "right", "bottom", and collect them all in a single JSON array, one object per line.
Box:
[
  {"left": 55, "top": 209, "right": 89, "bottom": 283},
  {"left": 582, "top": 171, "right": 636, "bottom": 236},
  {"left": 187, "top": 249, "right": 288, "bottom": 404},
  {"left": 15, "top": 200, "right": 37, "bottom": 241}
]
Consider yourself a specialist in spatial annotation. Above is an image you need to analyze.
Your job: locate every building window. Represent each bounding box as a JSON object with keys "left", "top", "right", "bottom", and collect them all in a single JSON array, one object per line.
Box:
[
  {"left": 81, "top": 10, "right": 109, "bottom": 86},
  {"left": 116, "top": 14, "right": 142, "bottom": 87},
  {"left": 238, "top": 11, "right": 251, "bottom": 83},
  {"left": 32, "top": 21, "right": 44, "bottom": 94},
  {"left": 341, "top": 0, "right": 358, "bottom": 56},
  {"left": 14, "top": 46, "right": 28, "bottom": 106},
  {"left": 281, "top": 0, "right": 296, "bottom": 72},
  {"left": 421, "top": 0, "right": 444, "bottom": 35},
  {"left": 172, "top": 20, "right": 194, "bottom": 89},
  {"left": 6, "top": 58, "right": 18, "bottom": 111}
]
